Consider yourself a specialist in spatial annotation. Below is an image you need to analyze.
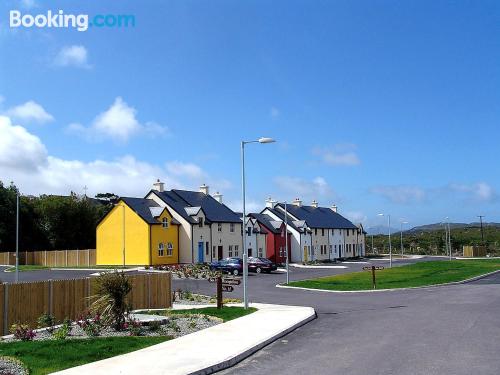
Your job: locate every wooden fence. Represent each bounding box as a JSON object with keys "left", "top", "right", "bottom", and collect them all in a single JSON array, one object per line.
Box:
[
  {"left": 0, "top": 272, "right": 171, "bottom": 335},
  {"left": 0, "top": 249, "right": 96, "bottom": 267},
  {"left": 463, "top": 245, "right": 487, "bottom": 257}
]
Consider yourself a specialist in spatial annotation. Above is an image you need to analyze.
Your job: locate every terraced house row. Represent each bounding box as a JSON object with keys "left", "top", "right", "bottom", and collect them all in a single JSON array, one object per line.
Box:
[{"left": 96, "top": 180, "right": 366, "bottom": 266}]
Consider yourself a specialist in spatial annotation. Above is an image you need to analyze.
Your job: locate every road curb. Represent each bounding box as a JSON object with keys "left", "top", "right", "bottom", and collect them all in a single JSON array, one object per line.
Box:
[
  {"left": 190, "top": 306, "right": 317, "bottom": 375},
  {"left": 276, "top": 269, "right": 500, "bottom": 294}
]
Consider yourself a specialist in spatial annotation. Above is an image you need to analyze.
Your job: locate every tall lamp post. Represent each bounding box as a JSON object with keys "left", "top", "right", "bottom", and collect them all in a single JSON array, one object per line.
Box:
[
  {"left": 284, "top": 201, "right": 289, "bottom": 284},
  {"left": 378, "top": 213, "right": 392, "bottom": 267},
  {"left": 241, "top": 137, "right": 276, "bottom": 309},
  {"left": 15, "top": 191, "right": 20, "bottom": 283},
  {"left": 400, "top": 220, "right": 408, "bottom": 258}
]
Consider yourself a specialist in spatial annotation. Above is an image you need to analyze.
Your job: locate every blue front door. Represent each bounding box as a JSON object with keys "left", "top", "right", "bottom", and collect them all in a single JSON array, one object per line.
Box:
[{"left": 198, "top": 242, "right": 204, "bottom": 263}]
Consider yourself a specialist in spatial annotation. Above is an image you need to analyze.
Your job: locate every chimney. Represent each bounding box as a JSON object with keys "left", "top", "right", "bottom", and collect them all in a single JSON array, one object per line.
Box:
[
  {"left": 331, "top": 204, "right": 338, "bottom": 213},
  {"left": 199, "top": 184, "right": 209, "bottom": 195},
  {"left": 153, "top": 179, "right": 165, "bottom": 192},
  {"left": 311, "top": 200, "right": 318, "bottom": 208},
  {"left": 265, "top": 197, "right": 277, "bottom": 208},
  {"left": 213, "top": 191, "right": 223, "bottom": 204},
  {"left": 292, "top": 197, "right": 302, "bottom": 207}
]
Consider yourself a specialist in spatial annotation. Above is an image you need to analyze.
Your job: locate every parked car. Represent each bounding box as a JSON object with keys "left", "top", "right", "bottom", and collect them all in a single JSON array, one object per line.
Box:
[
  {"left": 210, "top": 257, "right": 243, "bottom": 276},
  {"left": 248, "top": 257, "right": 277, "bottom": 273}
]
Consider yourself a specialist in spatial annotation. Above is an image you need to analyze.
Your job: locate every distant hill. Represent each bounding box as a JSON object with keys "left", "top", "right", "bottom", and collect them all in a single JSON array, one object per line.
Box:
[
  {"left": 366, "top": 225, "right": 401, "bottom": 235},
  {"left": 368, "top": 222, "right": 500, "bottom": 256},
  {"left": 407, "top": 222, "right": 500, "bottom": 233}
]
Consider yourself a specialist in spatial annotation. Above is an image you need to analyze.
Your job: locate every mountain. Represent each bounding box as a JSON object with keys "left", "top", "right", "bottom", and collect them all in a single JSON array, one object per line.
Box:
[
  {"left": 366, "top": 225, "right": 401, "bottom": 235},
  {"left": 407, "top": 222, "right": 500, "bottom": 233}
]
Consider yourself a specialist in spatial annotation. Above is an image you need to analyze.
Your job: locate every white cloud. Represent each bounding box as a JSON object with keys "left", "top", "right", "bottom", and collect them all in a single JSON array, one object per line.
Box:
[
  {"left": 344, "top": 211, "right": 367, "bottom": 224},
  {"left": 370, "top": 185, "right": 426, "bottom": 204},
  {"left": 0, "top": 116, "right": 48, "bottom": 170},
  {"left": 4, "top": 100, "right": 54, "bottom": 124},
  {"left": 270, "top": 107, "right": 280, "bottom": 118},
  {"left": 449, "top": 182, "right": 496, "bottom": 202},
  {"left": 274, "top": 175, "right": 335, "bottom": 203},
  {"left": 226, "top": 199, "right": 261, "bottom": 214},
  {"left": 313, "top": 144, "right": 360, "bottom": 166},
  {"left": 0, "top": 115, "right": 207, "bottom": 197},
  {"left": 20, "top": 0, "right": 37, "bottom": 9},
  {"left": 66, "top": 97, "right": 169, "bottom": 143},
  {"left": 54, "top": 45, "right": 90, "bottom": 68},
  {"left": 166, "top": 161, "right": 205, "bottom": 179}
]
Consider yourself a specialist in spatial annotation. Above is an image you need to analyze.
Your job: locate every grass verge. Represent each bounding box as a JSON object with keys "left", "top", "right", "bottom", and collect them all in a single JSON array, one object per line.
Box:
[
  {"left": 142, "top": 306, "right": 257, "bottom": 322},
  {"left": 288, "top": 259, "right": 500, "bottom": 291},
  {"left": 0, "top": 336, "right": 169, "bottom": 375}
]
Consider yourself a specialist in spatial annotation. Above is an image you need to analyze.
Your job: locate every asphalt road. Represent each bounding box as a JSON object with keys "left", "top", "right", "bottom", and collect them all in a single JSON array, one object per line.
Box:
[
  {"left": 210, "top": 258, "right": 500, "bottom": 375},
  {"left": 3, "top": 257, "right": 497, "bottom": 374}
]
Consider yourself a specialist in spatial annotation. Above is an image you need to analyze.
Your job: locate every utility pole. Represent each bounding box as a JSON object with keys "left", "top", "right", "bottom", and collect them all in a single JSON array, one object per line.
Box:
[{"left": 478, "top": 215, "right": 485, "bottom": 244}]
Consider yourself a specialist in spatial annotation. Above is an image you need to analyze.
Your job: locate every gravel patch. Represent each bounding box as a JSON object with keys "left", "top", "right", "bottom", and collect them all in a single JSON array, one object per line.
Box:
[
  {"left": 0, "top": 356, "right": 28, "bottom": 375},
  {"left": 1, "top": 314, "right": 221, "bottom": 343}
]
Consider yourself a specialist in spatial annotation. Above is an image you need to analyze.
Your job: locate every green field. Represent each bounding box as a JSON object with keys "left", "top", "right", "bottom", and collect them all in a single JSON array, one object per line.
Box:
[
  {"left": 288, "top": 259, "right": 500, "bottom": 291},
  {"left": 0, "top": 336, "right": 169, "bottom": 375},
  {"left": 141, "top": 306, "right": 257, "bottom": 322}
]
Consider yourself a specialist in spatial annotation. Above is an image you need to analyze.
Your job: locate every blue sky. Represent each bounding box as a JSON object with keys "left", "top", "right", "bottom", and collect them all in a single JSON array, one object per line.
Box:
[{"left": 0, "top": 0, "right": 499, "bottom": 227}]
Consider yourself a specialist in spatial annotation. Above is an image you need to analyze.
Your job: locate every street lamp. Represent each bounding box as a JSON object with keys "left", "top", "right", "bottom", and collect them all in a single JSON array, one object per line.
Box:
[
  {"left": 378, "top": 213, "right": 392, "bottom": 267},
  {"left": 400, "top": 220, "right": 408, "bottom": 258},
  {"left": 241, "top": 137, "right": 276, "bottom": 309},
  {"left": 445, "top": 216, "right": 451, "bottom": 260}
]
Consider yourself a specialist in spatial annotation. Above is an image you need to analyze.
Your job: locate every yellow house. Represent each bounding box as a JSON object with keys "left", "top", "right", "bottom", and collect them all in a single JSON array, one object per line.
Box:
[{"left": 97, "top": 197, "right": 179, "bottom": 266}]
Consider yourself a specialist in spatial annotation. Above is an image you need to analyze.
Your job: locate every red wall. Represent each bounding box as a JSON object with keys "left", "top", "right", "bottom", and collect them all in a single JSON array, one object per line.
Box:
[{"left": 260, "top": 223, "right": 291, "bottom": 264}]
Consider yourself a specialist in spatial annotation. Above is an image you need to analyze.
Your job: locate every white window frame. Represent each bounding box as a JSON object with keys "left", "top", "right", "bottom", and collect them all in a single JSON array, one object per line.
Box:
[
  {"left": 158, "top": 243, "right": 165, "bottom": 257},
  {"left": 167, "top": 242, "right": 173, "bottom": 256},
  {"left": 230, "top": 223, "right": 235, "bottom": 232},
  {"left": 162, "top": 217, "right": 169, "bottom": 228},
  {"left": 218, "top": 223, "right": 222, "bottom": 232}
]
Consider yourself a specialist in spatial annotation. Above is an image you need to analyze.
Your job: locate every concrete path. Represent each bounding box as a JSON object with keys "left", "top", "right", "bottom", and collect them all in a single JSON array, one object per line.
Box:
[{"left": 52, "top": 303, "right": 316, "bottom": 375}]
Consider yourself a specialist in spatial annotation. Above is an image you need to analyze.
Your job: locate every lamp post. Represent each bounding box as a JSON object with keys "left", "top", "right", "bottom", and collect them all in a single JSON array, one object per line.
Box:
[
  {"left": 122, "top": 204, "right": 126, "bottom": 268},
  {"left": 284, "top": 201, "right": 289, "bottom": 284},
  {"left": 241, "top": 137, "right": 276, "bottom": 309},
  {"left": 378, "top": 213, "right": 392, "bottom": 267},
  {"left": 400, "top": 220, "right": 408, "bottom": 258},
  {"left": 15, "top": 191, "right": 19, "bottom": 283},
  {"left": 445, "top": 216, "right": 452, "bottom": 260}
]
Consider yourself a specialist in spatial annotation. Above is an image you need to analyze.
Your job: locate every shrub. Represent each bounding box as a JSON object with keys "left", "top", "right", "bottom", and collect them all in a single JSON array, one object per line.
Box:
[
  {"left": 148, "top": 320, "right": 162, "bottom": 332},
  {"left": 77, "top": 313, "right": 103, "bottom": 337},
  {"left": 10, "top": 323, "right": 36, "bottom": 341},
  {"left": 52, "top": 322, "right": 71, "bottom": 340},
  {"left": 89, "top": 271, "right": 132, "bottom": 330},
  {"left": 125, "top": 318, "right": 143, "bottom": 336},
  {"left": 37, "top": 313, "right": 56, "bottom": 333}
]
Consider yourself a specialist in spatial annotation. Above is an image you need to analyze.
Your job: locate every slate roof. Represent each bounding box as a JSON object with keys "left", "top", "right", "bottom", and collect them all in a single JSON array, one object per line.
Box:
[
  {"left": 121, "top": 197, "right": 162, "bottom": 225},
  {"left": 249, "top": 213, "right": 288, "bottom": 234},
  {"left": 259, "top": 208, "right": 302, "bottom": 233},
  {"left": 275, "top": 203, "right": 357, "bottom": 229},
  {"left": 151, "top": 189, "right": 241, "bottom": 224}
]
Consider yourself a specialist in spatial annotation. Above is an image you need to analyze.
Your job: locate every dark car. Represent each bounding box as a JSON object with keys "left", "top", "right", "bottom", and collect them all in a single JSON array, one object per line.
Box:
[
  {"left": 210, "top": 257, "right": 243, "bottom": 276},
  {"left": 248, "top": 257, "right": 277, "bottom": 273}
]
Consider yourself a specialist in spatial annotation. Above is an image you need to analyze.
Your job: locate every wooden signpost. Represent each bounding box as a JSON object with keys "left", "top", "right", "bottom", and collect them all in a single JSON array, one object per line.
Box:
[
  {"left": 210, "top": 276, "right": 241, "bottom": 309},
  {"left": 362, "top": 265, "right": 384, "bottom": 289}
]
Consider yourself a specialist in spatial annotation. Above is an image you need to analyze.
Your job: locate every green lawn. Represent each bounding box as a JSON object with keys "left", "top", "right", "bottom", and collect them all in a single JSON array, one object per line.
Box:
[
  {"left": 0, "top": 336, "right": 169, "bottom": 375},
  {"left": 4, "top": 265, "right": 49, "bottom": 272},
  {"left": 288, "top": 259, "right": 500, "bottom": 291},
  {"left": 141, "top": 306, "right": 257, "bottom": 322}
]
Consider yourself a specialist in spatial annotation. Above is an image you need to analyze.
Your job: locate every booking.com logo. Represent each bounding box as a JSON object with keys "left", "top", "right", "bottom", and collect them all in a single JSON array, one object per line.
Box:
[{"left": 9, "top": 10, "right": 135, "bottom": 32}]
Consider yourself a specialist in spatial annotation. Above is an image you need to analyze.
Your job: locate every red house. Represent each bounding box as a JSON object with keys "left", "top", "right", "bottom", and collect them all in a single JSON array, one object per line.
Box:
[{"left": 249, "top": 213, "right": 291, "bottom": 264}]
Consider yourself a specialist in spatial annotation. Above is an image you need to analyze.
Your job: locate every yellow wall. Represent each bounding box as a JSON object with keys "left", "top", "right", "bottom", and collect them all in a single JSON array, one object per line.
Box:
[
  {"left": 96, "top": 201, "right": 150, "bottom": 265},
  {"left": 150, "top": 209, "right": 179, "bottom": 265},
  {"left": 97, "top": 201, "right": 180, "bottom": 266}
]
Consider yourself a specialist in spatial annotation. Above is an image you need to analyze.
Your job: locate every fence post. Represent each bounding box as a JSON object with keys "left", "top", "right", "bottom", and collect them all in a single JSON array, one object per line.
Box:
[
  {"left": 86, "top": 278, "right": 91, "bottom": 309},
  {"left": 25, "top": 251, "right": 28, "bottom": 266},
  {"left": 3, "top": 283, "right": 8, "bottom": 335},
  {"left": 65, "top": 250, "right": 68, "bottom": 267},
  {"left": 48, "top": 279, "right": 53, "bottom": 316},
  {"left": 44, "top": 250, "right": 47, "bottom": 267},
  {"left": 77, "top": 250, "right": 79, "bottom": 267},
  {"left": 147, "top": 274, "right": 151, "bottom": 309},
  {"left": 87, "top": 249, "right": 90, "bottom": 266}
]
